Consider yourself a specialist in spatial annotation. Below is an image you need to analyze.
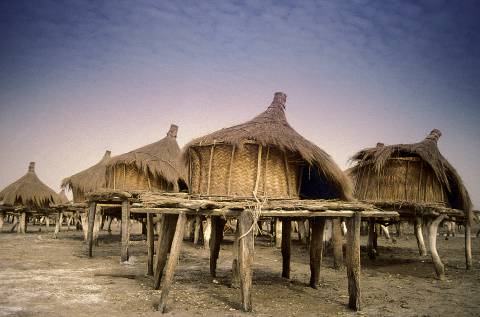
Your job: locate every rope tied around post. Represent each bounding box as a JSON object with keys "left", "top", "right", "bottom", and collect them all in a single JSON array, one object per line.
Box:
[{"left": 238, "top": 191, "right": 266, "bottom": 240}]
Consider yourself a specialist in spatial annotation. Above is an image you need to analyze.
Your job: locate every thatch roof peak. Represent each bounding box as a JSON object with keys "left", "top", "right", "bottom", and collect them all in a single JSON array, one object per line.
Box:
[
  {"left": 0, "top": 162, "right": 61, "bottom": 208},
  {"left": 184, "top": 92, "right": 353, "bottom": 200},
  {"left": 350, "top": 129, "right": 471, "bottom": 211},
  {"left": 61, "top": 150, "right": 112, "bottom": 195},
  {"left": 106, "top": 124, "right": 186, "bottom": 187}
]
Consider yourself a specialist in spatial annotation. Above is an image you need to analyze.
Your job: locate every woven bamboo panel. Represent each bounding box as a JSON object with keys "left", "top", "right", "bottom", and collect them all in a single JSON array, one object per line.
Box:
[
  {"left": 354, "top": 158, "right": 447, "bottom": 205},
  {"left": 189, "top": 143, "right": 301, "bottom": 199}
]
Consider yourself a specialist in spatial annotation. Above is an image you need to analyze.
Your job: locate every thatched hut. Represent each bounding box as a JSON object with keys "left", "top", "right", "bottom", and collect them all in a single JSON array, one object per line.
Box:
[
  {"left": 349, "top": 129, "right": 473, "bottom": 278},
  {"left": 62, "top": 150, "right": 112, "bottom": 202},
  {"left": 105, "top": 124, "right": 186, "bottom": 192},
  {"left": 349, "top": 129, "right": 471, "bottom": 212},
  {"left": 0, "top": 162, "right": 61, "bottom": 233},
  {"left": 183, "top": 92, "right": 352, "bottom": 200}
]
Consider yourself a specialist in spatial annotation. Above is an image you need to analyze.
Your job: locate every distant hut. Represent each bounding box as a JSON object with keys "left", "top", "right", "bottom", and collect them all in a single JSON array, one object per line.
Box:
[
  {"left": 349, "top": 129, "right": 471, "bottom": 212},
  {"left": 0, "top": 162, "right": 61, "bottom": 233},
  {"left": 105, "top": 124, "right": 186, "bottom": 192},
  {"left": 62, "top": 150, "right": 112, "bottom": 202},
  {"left": 349, "top": 129, "right": 472, "bottom": 278},
  {"left": 58, "top": 189, "right": 70, "bottom": 204},
  {"left": 183, "top": 92, "right": 352, "bottom": 200}
]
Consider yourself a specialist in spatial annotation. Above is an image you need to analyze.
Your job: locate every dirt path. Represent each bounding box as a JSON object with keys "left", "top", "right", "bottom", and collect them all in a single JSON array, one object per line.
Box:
[{"left": 0, "top": 223, "right": 479, "bottom": 316}]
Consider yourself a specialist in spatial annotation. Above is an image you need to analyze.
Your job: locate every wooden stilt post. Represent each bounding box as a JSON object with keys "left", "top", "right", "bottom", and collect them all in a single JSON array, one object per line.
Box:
[
  {"left": 81, "top": 211, "right": 88, "bottom": 240},
  {"left": 309, "top": 217, "right": 326, "bottom": 288},
  {"left": 154, "top": 215, "right": 177, "bottom": 289},
  {"left": 414, "top": 217, "right": 427, "bottom": 256},
  {"left": 106, "top": 216, "right": 113, "bottom": 234},
  {"left": 0, "top": 211, "right": 4, "bottom": 231},
  {"left": 53, "top": 212, "right": 62, "bottom": 238},
  {"left": 367, "top": 219, "right": 376, "bottom": 260},
  {"left": 281, "top": 218, "right": 292, "bottom": 279},
  {"left": 10, "top": 215, "right": 19, "bottom": 232},
  {"left": 121, "top": 200, "right": 130, "bottom": 262},
  {"left": 231, "top": 220, "right": 240, "bottom": 288},
  {"left": 428, "top": 215, "right": 447, "bottom": 280},
  {"left": 194, "top": 215, "right": 201, "bottom": 244},
  {"left": 93, "top": 207, "right": 102, "bottom": 246},
  {"left": 203, "top": 216, "right": 212, "bottom": 250},
  {"left": 45, "top": 215, "right": 50, "bottom": 229},
  {"left": 147, "top": 213, "right": 155, "bottom": 276},
  {"left": 86, "top": 202, "right": 96, "bottom": 257},
  {"left": 157, "top": 212, "right": 187, "bottom": 313},
  {"left": 18, "top": 212, "right": 27, "bottom": 234},
  {"left": 209, "top": 216, "right": 226, "bottom": 278},
  {"left": 465, "top": 209, "right": 472, "bottom": 270},
  {"left": 346, "top": 212, "right": 361, "bottom": 311},
  {"left": 238, "top": 210, "right": 254, "bottom": 312},
  {"left": 275, "top": 218, "right": 282, "bottom": 248},
  {"left": 332, "top": 218, "right": 344, "bottom": 269}
]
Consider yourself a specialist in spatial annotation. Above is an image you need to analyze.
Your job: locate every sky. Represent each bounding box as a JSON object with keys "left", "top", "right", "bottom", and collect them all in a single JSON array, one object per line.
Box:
[{"left": 0, "top": 0, "right": 479, "bottom": 207}]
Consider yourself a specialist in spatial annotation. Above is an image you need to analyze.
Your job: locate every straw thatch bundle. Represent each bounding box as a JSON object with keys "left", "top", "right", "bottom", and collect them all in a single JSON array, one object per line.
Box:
[
  {"left": 105, "top": 124, "right": 186, "bottom": 192},
  {"left": 349, "top": 129, "right": 471, "bottom": 212},
  {"left": 0, "top": 162, "right": 61, "bottom": 208},
  {"left": 183, "top": 92, "right": 352, "bottom": 200},
  {"left": 62, "top": 150, "right": 112, "bottom": 202}
]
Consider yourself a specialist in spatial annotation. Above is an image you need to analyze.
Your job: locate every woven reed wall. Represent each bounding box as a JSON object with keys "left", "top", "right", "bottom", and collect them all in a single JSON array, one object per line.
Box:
[
  {"left": 354, "top": 157, "right": 447, "bottom": 205},
  {"left": 189, "top": 143, "right": 302, "bottom": 199},
  {"left": 105, "top": 164, "right": 173, "bottom": 192}
]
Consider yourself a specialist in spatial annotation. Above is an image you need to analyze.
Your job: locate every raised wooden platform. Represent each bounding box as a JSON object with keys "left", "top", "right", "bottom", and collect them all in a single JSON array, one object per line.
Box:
[{"left": 85, "top": 190, "right": 398, "bottom": 313}]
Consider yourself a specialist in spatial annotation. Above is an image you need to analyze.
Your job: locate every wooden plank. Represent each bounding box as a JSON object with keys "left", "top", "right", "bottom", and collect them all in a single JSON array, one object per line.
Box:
[
  {"left": 281, "top": 218, "right": 292, "bottom": 279},
  {"left": 121, "top": 200, "right": 130, "bottom": 262},
  {"left": 86, "top": 203, "right": 96, "bottom": 257},
  {"left": 147, "top": 213, "right": 154, "bottom": 276},
  {"left": 238, "top": 211, "right": 254, "bottom": 312},
  {"left": 209, "top": 216, "right": 226, "bottom": 278},
  {"left": 158, "top": 212, "right": 187, "bottom": 313},
  {"left": 332, "top": 218, "right": 343, "bottom": 269},
  {"left": 153, "top": 215, "right": 177, "bottom": 289},
  {"left": 346, "top": 212, "right": 361, "bottom": 311},
  {"left": 309, "top": 217, "right": 325, "bottom": 288}
]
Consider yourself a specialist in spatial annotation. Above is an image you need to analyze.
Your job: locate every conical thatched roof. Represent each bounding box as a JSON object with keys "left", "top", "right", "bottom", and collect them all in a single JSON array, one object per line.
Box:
[
  {"left": 350, "top": 129, "right": 472, "bottom": 211},
  {"left": 184, "top": 92, "right": 352, "bottom": 200},
  {"left": 106, "top": 124, "right": 186, "bottom": 187},
  {"left": 0, "top": 162, "right": 61, "bottom": 208},
  {"left": 58, "top": 189, "right": 70, "bottom": 204},
  {"left": 61, "top": 150, "right": 111, "bottom": 195}
]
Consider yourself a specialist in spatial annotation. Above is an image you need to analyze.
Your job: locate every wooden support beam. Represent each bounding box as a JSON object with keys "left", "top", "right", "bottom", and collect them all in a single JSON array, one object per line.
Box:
[
  {"left": 281, "top": 218, "right": 292, "bottom": 279},
  {"left": 346, "top": 212, "right": 361, "bottom": 311},
  {"left": 45, "top": 215, "right": 50, "bottom": 229},
  {"left": 428, "top": 215, "right": 447, "bottom": 280},
  {"left": 153, "top": 215, "right": 177, "bottom": 289},
  {"left": 106, "top": 216, "right": 113, "bottom": 234},
  {"left": 0, "top": 211, "right": 4, "bottom": 230},
  {"left": 147, "top": 213, "right": 155, "bottom": 276},
  {"left": 86, "top": 203, "right": 96, "bottom": 257},
  {"left": 157, "top": 212, "right": 187, "bottom": 313},
  {"left": 309, "top": 217, "right": 325, "bottom": 288},
  {"left": 209, "top": 216, "right": 226, "bottom": 278},
  {"left": 332, "top": 218, "right": 344, "bottom": 269},
  {"left": 414, "top": 217, "right": 427, "bottom": 256},
  {"left": 238, "top": 211, "right": 254, "bottom": 312},
  {"left": 367, "top": 219, "right": 376, "bottom": 260},
  {"left": 465, "top": 209, "right": 472, "bottom": 270},
  {"left": 10, "top": 215, "right": 19, "bottom": 232},
  {"left": 93, "top": 207, "right": 102, "bottom": 246}
]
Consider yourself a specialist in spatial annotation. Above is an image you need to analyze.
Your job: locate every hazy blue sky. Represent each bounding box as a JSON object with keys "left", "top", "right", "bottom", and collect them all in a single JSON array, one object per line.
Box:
[{"left": 1, "top": 0, "right": 479, "bottom": 207}]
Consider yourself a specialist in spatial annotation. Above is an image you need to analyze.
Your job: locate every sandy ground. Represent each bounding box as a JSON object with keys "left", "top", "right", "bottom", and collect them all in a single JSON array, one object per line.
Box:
[{"left": 0, "top": 221, "right": 479, "bottom": 317}]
